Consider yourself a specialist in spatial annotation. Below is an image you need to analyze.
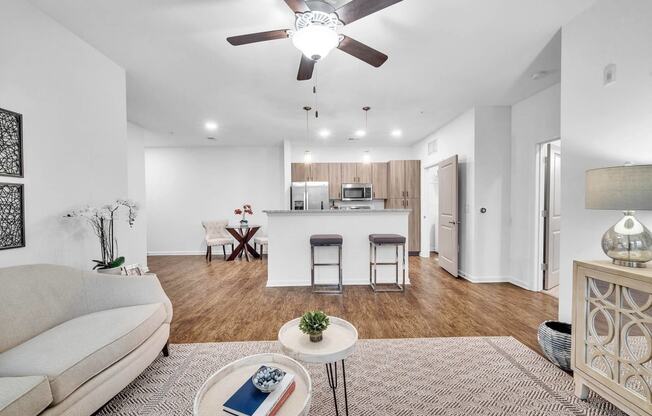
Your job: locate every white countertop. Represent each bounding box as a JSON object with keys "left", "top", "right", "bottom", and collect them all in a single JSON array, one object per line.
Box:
[{"left": 264, "top": 209, "right": 410, "bottom": 215}]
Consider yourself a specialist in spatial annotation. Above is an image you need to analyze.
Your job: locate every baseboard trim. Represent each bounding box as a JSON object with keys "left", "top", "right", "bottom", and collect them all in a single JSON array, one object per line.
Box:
[
  {"left": 458, "top": 271, "right": 532, "bottom": 290},
  {"left": 148, "top": 251, "right": 206, "bottom": 256}
]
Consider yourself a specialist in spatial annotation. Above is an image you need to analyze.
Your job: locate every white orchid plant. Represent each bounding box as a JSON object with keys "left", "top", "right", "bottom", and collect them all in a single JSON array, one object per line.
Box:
[{"left": 65, "top": 199, "right": 138, "bottom": 270}]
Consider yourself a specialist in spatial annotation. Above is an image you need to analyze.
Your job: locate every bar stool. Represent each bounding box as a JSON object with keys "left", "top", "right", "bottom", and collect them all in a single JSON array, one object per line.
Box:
[
  {"left": 310, "top": 234, "right": 343, "bottom": 294},
  {"left": 369, "top": 234, "right": 406, "bottom": 292}
]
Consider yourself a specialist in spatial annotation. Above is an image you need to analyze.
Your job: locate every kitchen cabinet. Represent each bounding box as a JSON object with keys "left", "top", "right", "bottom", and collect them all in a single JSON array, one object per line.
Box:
[
  {"left": 371, "top": 163, "right": 388, "bottom": 199},
  {"left": 341, "top": 163, "right": 372, "bottom": 184},
  {"left": 387, "top": 160, "right": 421, "bottom": 253},
  {"left": 328, "top": 163, "right": 342, "bottom": 200},
  {"left": 310, "top": 163, "right": 329, "bottom": 182},
  {"left": 291, "top": 163, "right": 307, "bottom": 182},
  {"left": 405, "top": 198, "right": 421, "bottom": 253},
  {"left": 291, "top": 163, "right": 329, "bottom": 182},
  {"left": 341, "top": 163, "right": 357, "bottom": 183}
]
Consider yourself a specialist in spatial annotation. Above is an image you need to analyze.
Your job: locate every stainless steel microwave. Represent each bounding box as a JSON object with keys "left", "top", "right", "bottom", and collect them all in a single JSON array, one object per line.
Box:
[{"left": 341, "top": 183, "right": 373, "bottom": 201}]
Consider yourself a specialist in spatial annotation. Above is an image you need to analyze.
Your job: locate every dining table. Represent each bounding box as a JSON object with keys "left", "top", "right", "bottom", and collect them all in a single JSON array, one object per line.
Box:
[{"left": 225, "top": 224, "right": 261, "bottom": 261}]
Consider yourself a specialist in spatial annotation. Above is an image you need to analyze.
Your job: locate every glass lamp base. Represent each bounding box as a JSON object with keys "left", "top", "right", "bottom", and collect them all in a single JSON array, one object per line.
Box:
[{"left": 602, "top": 211, "right": 652, "bottom": 268}]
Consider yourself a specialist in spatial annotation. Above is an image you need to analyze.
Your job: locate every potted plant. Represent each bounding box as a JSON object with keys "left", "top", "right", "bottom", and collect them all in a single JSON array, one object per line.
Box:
[
  {"left": 65, "top": 199, "right": 138, "bottom": 274},
  {"left": 299, "top": 310, "right": 330, "bottom": 342},
  {"left": 234, "top": 203, "right": 253, "bottom": 226}
]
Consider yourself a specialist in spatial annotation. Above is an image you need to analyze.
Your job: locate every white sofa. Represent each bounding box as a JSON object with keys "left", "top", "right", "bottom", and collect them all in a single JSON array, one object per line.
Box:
[{"left": 0, "top": 264, "right": 173, "bottom": 416}]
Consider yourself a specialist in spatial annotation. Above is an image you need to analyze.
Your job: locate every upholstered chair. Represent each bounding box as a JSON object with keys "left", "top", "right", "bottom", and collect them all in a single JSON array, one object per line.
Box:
[
  {"left": 253, "top": 236, "right": 268, "bottom": 260},
  {"left": 201, "top": 220, "right": 234, "bottom": 261}
]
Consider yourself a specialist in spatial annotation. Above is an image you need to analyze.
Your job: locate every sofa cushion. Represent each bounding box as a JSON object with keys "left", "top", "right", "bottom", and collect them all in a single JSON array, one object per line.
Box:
[
  {"left": 0, "top": 376, "right": 52, "bottom": 416},
  {"left": 0, "top": 303, "right": 166, "bottom": 405}
]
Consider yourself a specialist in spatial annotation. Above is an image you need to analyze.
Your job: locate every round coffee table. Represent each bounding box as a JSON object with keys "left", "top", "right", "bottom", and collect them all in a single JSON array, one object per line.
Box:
[
  {"left": 193, "top": 353, "right": 312, "bottom": 416},
  {"left": 278, "top": 317, "right": 358, "bottom": 416}
]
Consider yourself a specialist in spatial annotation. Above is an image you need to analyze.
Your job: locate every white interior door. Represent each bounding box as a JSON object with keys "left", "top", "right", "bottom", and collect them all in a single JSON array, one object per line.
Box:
[
  {"left": 544, "top": 143, "right": 561, "bottom": 289},
  {"left": 438, "top": 155, "right": 458, "bottom": 277}
]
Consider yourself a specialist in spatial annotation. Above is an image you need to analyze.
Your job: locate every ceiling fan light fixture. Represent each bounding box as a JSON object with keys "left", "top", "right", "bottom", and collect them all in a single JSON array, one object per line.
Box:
[{"left": 292, "top": 24, "right": 340, "bottom": 61}]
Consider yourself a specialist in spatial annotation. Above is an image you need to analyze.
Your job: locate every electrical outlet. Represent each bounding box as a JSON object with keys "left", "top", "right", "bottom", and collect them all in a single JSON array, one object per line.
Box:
[{"left": 604, "top": 63, "right": 617, "bottom": 86}]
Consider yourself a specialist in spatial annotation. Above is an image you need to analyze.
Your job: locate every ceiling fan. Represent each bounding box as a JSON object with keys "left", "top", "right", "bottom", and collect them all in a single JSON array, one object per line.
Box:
[{"left": 226, "top": 0, "right": 403, "bottom": 81}]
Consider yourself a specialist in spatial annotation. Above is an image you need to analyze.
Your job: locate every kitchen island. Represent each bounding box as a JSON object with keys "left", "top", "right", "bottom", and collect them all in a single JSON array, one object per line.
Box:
[{"left": 264, "top": 209, "right": 410, "bottom": 287}]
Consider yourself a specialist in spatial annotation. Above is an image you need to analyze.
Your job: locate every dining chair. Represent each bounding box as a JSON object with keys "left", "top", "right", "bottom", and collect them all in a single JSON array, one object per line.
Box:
[
  {"left": 253, "top": 236, "right": 268, "bottom": 260},
  {"left": 201, "top": 220, "right": 234, "bottom": 262}
]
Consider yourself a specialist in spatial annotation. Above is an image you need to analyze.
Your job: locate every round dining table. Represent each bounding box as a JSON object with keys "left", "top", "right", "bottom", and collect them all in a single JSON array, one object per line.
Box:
[{"left": 225, "top": 224, "right": 261, "bottom": 261}]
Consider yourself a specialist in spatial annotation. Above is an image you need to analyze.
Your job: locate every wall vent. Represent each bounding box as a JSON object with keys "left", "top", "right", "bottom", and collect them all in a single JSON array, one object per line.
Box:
[{"left": 427, "top": 139, "right": 438, "bottom": 155}]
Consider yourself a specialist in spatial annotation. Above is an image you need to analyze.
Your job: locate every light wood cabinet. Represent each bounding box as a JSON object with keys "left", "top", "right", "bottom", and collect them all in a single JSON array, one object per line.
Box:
[
  {"left": 405, "top": 198, "right": 421, "bottom": 252},
  {"left": 372, "top": 163, "right": 388, "bottom": 199},
  {"left": 386, "top": 198, "right": 404, "bottom": 209},
  {"left": 357, "top": 163, "right": 372, "bottom": 184},
  {"left": 328, "top": 163, "right": 342, "bottom": 200},
  {"left": 387, "top": 160, "right": 421, "bottom": 253},
  {"left": 405, "top": 160, "right": 421, "bottom": 199},
  {"left": 291, "top": 163, "right": 307, "bottom": 182},
  {"left": 388, "top": 160, "right": 405, "bottom": 198},
  {"left": 341, "top": 163, "right": 357, "bottom": 183},
  {"left": 310, "top": 163, "right": 329, "bottom": 182},
  {"left": 572, "top": 261, "right": 652, "bottom": 416},
  {"left": 291, "top": 163, "right": 329, "bottom": 182}
]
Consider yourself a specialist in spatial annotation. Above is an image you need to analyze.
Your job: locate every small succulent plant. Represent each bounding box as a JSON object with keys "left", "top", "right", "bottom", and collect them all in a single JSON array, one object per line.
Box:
[{"left": 299, "top": 310, "right": 330, "bottom": 335}]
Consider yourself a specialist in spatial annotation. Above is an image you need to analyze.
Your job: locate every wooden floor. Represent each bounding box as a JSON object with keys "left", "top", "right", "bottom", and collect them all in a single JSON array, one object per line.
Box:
[{"left": 150, "top": 254, "right": 558, "bottom": 355}]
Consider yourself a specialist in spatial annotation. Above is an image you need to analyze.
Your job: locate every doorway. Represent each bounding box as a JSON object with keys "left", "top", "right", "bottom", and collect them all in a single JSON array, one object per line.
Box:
[
  {"left": 423, "top": 165, "right": 439, "bottom": 256},
  {"left": 537, "top": 139, "right": 561, "bottom": 294}
]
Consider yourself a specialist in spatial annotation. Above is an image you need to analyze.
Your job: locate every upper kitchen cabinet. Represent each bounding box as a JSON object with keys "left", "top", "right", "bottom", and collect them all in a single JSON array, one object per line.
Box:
[
  {"left": 388, "top": 160, "right": 421, "bottom": 198},
  {"left": 371, "top": 162, "right": 388, "bottom": 199},
  {"left": 328, "top": 163, "right": 342, "bottom": 200},
  {"left": 291, "top": 163, "right": 307, "bottom": 182},
  {"left": 310, "top": 163, "right": 329, "bottom": 182},
  {"left": 357, "top": 163, "right": 372, "bottom": 184},
  {"left": 291, "top": 163, "right": 329, "bottom": 182},
  {"left": 341, "top": 163, "right": 357, "bottom": 183},
  {"left": 341, "top": 163, "right": 371, "bottom": 184}
]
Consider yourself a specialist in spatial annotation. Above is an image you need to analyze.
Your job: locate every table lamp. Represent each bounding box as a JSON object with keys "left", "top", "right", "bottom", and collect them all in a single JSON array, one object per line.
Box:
[{"left": 585, "top": 164, "right": 652, "bottom": 268}]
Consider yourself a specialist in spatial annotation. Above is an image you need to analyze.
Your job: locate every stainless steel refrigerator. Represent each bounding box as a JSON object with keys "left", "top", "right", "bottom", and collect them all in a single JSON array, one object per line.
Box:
[{"left": 291, "top": 182, "right": 329, "bottom": 210}]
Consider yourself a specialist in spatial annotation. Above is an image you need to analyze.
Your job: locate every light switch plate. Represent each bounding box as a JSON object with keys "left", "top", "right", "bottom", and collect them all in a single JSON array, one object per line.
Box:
[{"left": 604, "top": 63, "right": 617, "bottom": 86}]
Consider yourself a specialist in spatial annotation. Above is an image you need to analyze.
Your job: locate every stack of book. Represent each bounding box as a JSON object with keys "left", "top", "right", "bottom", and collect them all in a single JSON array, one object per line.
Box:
[{"left": 223, "top": 367, "right": 296, "bottom": 416}]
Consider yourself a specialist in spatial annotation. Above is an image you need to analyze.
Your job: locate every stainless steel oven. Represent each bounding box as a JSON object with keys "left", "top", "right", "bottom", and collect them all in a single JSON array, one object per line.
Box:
[{"left": 341, "top": 183, "right": 373, "bottom": 201}]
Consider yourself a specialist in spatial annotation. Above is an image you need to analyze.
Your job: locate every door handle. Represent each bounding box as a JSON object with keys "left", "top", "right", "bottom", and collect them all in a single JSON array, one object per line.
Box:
[
  {"left": 406, "top": 199, "right": 408, "bottom": 207},
  {"left": 406, "top": 191, "right": 409, "bottom": 197},
  {"left": 449, "top": 220, "right": 457, "bottom": 225}
]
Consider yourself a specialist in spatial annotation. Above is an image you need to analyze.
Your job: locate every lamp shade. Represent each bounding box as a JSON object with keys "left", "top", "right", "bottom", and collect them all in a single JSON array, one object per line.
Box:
[{"left": 586, "top": 165, "right": 652, "bottom": 210}]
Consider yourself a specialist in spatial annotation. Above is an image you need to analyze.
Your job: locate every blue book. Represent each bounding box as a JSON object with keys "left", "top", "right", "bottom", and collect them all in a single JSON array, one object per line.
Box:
[{"left": 223, "top": 367, "right": 270, "bottom": 416}]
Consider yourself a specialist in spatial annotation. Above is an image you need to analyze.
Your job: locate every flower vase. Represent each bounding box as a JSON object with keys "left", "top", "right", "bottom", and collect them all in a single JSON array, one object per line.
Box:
[{"left": 240, "top": 218, "right": 248, "bottom": 227}]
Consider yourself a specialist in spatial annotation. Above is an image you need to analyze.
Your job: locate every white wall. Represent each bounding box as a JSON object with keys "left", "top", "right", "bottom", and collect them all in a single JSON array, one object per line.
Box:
[
  {"left": 126, "top": 123, "right": 149, "bottom": 266},
  {"left": 145, "top": 146, "right": 285, "bottom": 255},
  {"left": 510, "top": 84, "right": 561, "bottom": 290},
  {"left": 559, "top": 0, "right": 652, "bottom": 322},
  {"left": 413, "top": 109, "right": 476, "bottom": 276},
  {"left": 288, "top": 144, "right": 415, "bottom": 163},
  {"left": 473, "top": 106, "right": 512, "bottom": 281},
  {"left": 0, "top": 0, "right": 139, "bottom": 270}
]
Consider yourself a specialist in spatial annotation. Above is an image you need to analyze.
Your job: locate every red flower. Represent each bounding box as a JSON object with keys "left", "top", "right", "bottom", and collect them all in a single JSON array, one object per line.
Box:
[
  {"left": 245, "top": 209, "right": 253, "bottom": 215},
  {"left": 243, "top": 204, "right": 252, "bottom": 209},
  {"left": 234, "top": 208, "right": 243, "bottom": 215}
]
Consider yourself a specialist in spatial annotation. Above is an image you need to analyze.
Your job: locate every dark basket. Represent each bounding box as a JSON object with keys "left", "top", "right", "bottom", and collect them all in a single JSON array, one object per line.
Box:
[{"left": 537, "top": 320, "right": 572, "bottom": 371}]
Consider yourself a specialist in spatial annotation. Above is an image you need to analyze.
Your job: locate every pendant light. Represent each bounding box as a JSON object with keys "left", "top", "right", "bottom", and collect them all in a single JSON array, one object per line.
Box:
[
  {"left": 303, "top": 106, "right": 312, "bottom": 165},
  {"left": 356, "top": 106, "right": 370, "bottom": 137}
]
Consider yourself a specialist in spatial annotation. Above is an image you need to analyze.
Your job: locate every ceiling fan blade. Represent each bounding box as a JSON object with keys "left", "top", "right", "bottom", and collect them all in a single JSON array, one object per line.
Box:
[
  {"left": 335, "top": 0, "right": 403, "bottom": 25},
  {"left": 227, "top": 30, "right": 289, "bottom": 46},
  {"left": 297, "top": 55, "right": 315, "bottom": 81},
  {"left": 337, "top": 36, "right": 388, "bottom": 67},
  {"left": 284, "top": 0, "right": 310, "bottom": 13}
]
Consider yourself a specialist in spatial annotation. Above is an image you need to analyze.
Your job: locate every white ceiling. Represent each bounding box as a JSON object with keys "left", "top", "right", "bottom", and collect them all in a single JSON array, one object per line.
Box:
[{"left": 31, "top": 0, "right": 594, "bottom": 147}]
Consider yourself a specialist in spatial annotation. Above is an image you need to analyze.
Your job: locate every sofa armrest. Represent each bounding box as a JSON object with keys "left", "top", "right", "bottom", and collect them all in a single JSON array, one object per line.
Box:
[{"left": 81, "top": 274, "right": 173, "bottom": 324}]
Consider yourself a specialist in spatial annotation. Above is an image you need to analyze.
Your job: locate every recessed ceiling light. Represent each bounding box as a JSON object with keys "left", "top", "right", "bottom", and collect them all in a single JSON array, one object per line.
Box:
[
  {"left": 318, "top": 129, "right": 331, "bottom": 138},
  {"left": 355, "top": 129, "right": 366, "bottom": 138},
  {"left": 391, "top": 129, "right": 402, "bottom": 138},
  {"left": 207, "top": 137, "right": 217, "bottom": 141},
  {"left": 204, "top": 121, "right": 218, "bottom": 131}
]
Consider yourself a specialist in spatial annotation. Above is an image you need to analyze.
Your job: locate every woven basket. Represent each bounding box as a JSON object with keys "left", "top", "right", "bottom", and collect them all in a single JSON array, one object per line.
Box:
[{"left": 537, "top": 320, "right": 572, "bottom": 371}]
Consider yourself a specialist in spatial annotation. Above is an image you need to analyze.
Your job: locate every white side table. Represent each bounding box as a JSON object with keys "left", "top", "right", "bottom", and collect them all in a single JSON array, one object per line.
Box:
[
  {"left": 278, "top": 317, "right": 358, "bottom": 416},
  {"left": 193, "top": 353, "right": 312, "bottom": 416}
]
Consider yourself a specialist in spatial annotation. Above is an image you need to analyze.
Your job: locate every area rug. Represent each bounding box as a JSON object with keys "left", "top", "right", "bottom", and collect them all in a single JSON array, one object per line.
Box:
[{"left": 95, "top": 337, "right": 623, "bottom": 415}]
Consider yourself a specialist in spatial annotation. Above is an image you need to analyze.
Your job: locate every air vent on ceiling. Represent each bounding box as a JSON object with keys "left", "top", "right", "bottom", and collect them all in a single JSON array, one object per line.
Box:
[
  {"left": 347, "top": 137, "right": 360, "bottom": 142},
  {"left": 427, "top": 139, "right": 438, "bottom": 155}
]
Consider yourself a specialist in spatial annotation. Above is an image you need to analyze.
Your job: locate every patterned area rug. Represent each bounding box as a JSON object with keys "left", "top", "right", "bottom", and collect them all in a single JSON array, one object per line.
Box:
[{"left": 96, "top": 337, "right": 623, "bottom": 415}]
